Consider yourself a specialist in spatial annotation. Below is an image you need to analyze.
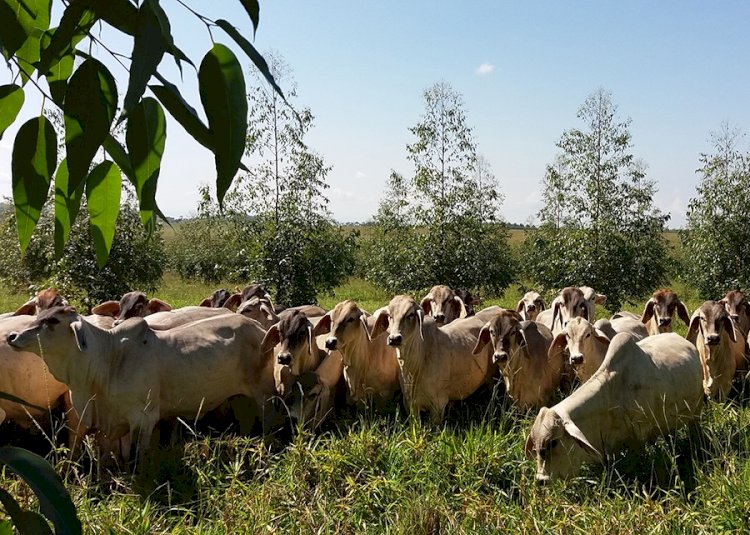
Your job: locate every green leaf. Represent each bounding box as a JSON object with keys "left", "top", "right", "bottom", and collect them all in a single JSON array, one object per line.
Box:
[
  {"left": 122, "top": 1, "right": 164, "bottom": 116},
  {"left": 215, "top": 19, "right": 285, "bottom": 100},
  {"left": 198, "top": 43, "right": 247, "bottom": 206},
  {"left": 150, "top": 79, "right": 212, "bottom": 151},
  {"left": 0, "top": 1, "right": 27, "bottom": 60},
  {"left": 0, "top": 446, "right": 82, "bottom": 534},
  {"left": 41, "top": 13, "right": 94, "bottom": 106},
  {"left": 102, "top": 134, "right": 134, "bottom": 180},
  {"left": 53, "top": 158, "right": 84, "bottom": 257},
  {"left": 7, "top": 0, "right": 51, "bottom": 83},
  {"left": 86, "top": 161, "right": 121, "bottom": 267},
  {"left": 90, "top": 0, "right": 137, "bottom": 35},
  {"left": 127, "top": 97, "right": 166, "bottom": 228},
  {"left": 0, "top": 519, "right": 13, "bottom": 535},
  {"left": 238, "top": 0, "right": 260, "bottom": 36},
  {"left": 146, "top": 0, "right": 193, "bottom": 75},
  {"left": 64, "top": 58, "right": 117, "bottom": 194},
  {"left": 11, "top": 116, "right": 56, "bottom": 252},
  {"left": 36, "top": 0, "right": 93, "bottom": 76},
  {"left": 0, "top": 84, "right": 24, "bottom": 139},
  {"left": 0, "top": 489, "right": 54, "bottom": 535}
]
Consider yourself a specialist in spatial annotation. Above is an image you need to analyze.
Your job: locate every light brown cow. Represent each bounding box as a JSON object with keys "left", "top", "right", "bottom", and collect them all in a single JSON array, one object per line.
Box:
[
  {"left": 686, "top": 301, "right": 745, "bottom": 400},
  {"left": 537, "top": 286, "right": 606, "bottom": 335},
  {"left": 516, "top": 291, "right": 546, "bottom": 322},
  {"left": 420, "top": 285, "right": 468, "bottom": 326},
  {"left": 549, "top": 317, "right": 611, "bottom": 383},
  {"left": 312, "top": 300, "right": 400, "bottom": 404},
  {"left": 719, "top": 290, "right": 750, "bottom": 339},
  {"left": 369, "top": 295, "right": 494, "bottom": 422},
  {"left": 640, "top": 288, "right": 691, "bottom": 336},
  {"left": 526, "top": 333, "right": 703, "bottom": 482},
  {"left": 7, "top": 307, "right": 276, "bottom": 462},
  {"left": 237, "top": 297, "right": 279, "bottom": 329},
  {"left": 92, "top": 291, "right": 172, "bottom": 323},
  {"left": 11, "top": 288, "right": 69, "bottom": 317},
  {"left": 472, "top": 310, "right": 559, "bottom": 410}
]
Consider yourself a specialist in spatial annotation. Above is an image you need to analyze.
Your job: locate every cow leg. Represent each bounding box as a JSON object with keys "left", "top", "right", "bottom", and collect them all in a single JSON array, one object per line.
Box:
[{"left": 62, "top": 391, "right": 88, "bottom": 456}]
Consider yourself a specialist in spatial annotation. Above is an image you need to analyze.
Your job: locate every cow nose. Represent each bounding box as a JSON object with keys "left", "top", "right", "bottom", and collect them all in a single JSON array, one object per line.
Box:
[
  {"left": 387, "top": 334, "right": 402, "bottom": 346},
  {"left": 493, "top": 352, "right": 508, "bottom": 363},
  {"left": 6, "top": 332, "right": 18, "bottom": 345},
  {"left": 570, "top": 354, "right": 584, "bottom": 365},
  {"left": 434, "top": 314, "right": 445, "bottom": 323},
  {"left": 325, "top": 337, "right": 338, "bottom": 350},
  {"left": 658, "top": 317, "right": 672, "bottom": 326},
  {"left": 527, "top": 305, "right": 536, "bottom": 312},
  {"left": 277, "top": 353, "right": 292, "bottom": 365},
  {"left": 706, "top": 334, "right": 720, "bottom": 345}
]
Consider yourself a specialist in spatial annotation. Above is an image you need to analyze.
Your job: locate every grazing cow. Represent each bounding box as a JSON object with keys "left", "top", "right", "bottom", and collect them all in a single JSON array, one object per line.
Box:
[
  {"left": 719, "top": 290, "right": 750, "bottom": 338},
  {"left": 199, "top": 289, "right": 234, "bottom": 309},
  {"left": 593, "top": 315, "right": 649, "bottom": 343},
  {"left": 537, "top": 286, "right": 606, "bottom": 335},
  {"left": 369, "top": 295, "right": 494, "bottom": 422},
  {"left": 92, "top": 291, "right": 172, "bottom": 322},
  {"left": 472, "top": 310, "right": 559, "bottom": 410},
  {"left": 640, "top": 288, "right": 691, "bottom": 336},
  {"left": 516, "top": 291, "right": 547, "bottom": 322},
  {"left": 11, "top": 288, "right": 69, "bottom": 317},
  {"left": 7, "top": 307, "right": 276, "bottom": 462},
  {"left": 549, "top": 317, "right": 611, "bottom": 383},
  {"left": 420, "top": 285, "right": 468, "bottom": 325},
  {"left": 686, "top": 301, "right": 745, "bottom": 400},
  {"left": 526, "top": 333, "right": 703, "bottom": 482},
  {"left": 312, "top": 300, "right": 400, "bottom": 404}
]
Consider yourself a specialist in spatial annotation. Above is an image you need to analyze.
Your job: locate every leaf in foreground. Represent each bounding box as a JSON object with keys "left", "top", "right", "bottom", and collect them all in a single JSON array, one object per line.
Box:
[
  {"left": 0, "top": 84, "right": 24, "bottom": 139},
  {"left": 54, "top": 158, "right": 85, "bottom": 257},
  {"left": 86, "top": 161, "right": 122, "bottom": 267},
  {"left": 127, "top": 97, "right": 166, "bottom": 228}
]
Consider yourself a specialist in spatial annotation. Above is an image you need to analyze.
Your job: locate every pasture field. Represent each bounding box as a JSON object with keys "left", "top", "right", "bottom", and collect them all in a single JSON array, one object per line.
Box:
[{"left": 0, "top": 275, "right": 748, "bottom": 533}]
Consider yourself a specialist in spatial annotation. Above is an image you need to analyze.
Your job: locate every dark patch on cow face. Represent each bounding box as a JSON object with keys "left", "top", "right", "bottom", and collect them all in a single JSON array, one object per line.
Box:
[
  {"left": 454, "top": 289, "right": 477, "bottom": 316},
  {"left": 276, "top": 309, "right": 314, "bottom": 367},
  {"left": 241, "top": 284, "right": 271, "bottom": 304},
  {"left": 210, "top": 289, "right": 232, "bottom": 308},
  {"left": 561, "top": 287, "right": 588, "bottom": 323},
  {"left": 487, "top": 310, "right": 523, "bottom": 363},
  {"left": 652, "top": 289, "right": 680, "bottom": 327}
]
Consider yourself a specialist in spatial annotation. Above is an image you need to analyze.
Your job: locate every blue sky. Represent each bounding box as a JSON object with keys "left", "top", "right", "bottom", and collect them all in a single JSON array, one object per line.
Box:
[{"left": 2, "top": 1, "right": 749, "bottom": 226}]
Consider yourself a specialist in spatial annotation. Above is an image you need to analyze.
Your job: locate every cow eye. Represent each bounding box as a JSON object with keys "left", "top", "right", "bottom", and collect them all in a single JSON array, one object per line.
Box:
[
  {"left": 548, "top": 439, "right": 558, "bottom": 450},
  {"left": 585, "top": 332, "right": 591, "bottom": 339},
  {"left": 346, "top": 317, "right": 355, "bottom": 323}
]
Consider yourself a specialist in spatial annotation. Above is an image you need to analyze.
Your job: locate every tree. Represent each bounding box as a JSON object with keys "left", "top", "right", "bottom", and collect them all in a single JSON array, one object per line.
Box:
[
  {"left": 525, "top": 89, "right": 669, "bottom": 311},
  {"left": 0, "top": 0, "right": 282, "bottom": 266},
  {"left": 169, "top": 54, "right": 356, "bottom": 305},
  {"left": 365, "top": 81, "right": 513, "bottom": 295},
  {"left": 681, "top": 123, "right": 750, "bottom": 298}
]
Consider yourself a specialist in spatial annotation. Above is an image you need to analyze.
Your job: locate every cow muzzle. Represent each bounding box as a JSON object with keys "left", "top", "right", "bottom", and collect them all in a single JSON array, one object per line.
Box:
[
  {"left": 569, "top": 354, "right": 584, "bottom": 366},
  {"left": 325, "top": 337, "right": 338, "bottom": 350},
  {"left": 277, "top": 353, "right": 292, "bottom": 365},
  {"left": 387, "top": 334, "right": 402, "bottom": 346},
  {"left": 705, "top": 334, "right": 720, "bottom": 346},
  {"left": 493, "top": 352, "right": 508, "bottom": 364},
  {"left": 434, "top": 314, "right": 445, "bottom": 323},
  {"left": 658, "top": 317, "right": 672, "bottom": 327}
]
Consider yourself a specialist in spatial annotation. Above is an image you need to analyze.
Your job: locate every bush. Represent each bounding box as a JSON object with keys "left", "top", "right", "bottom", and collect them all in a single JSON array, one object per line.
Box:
[{"left": 0, "top": 201, "right": 166, "bottom": 310}]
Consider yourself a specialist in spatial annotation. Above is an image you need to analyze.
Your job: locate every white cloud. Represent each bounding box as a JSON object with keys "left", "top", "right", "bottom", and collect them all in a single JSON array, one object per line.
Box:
[
  {"left": 330, "top": 187, "right": 355, "bottom": 201},
  {"left": 354, "top": 170, "right": 368, "bottom": 179},
  {"left": 475, "top": 63, "right": 495, "bottom": 76}
]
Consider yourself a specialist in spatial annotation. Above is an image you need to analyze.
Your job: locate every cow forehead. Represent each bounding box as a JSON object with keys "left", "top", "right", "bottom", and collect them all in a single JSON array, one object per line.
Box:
[
  {"left": 331, "top": 300, "right": 360, "bottom": 321},
  {"left": 700, "top": 301, "right": 727, "bottom": 322},
  {"left": 430, "top": 285, "right": 453, "bottom": 301},
  {"left": 389, "top": 295, "right": 418, "bottom": 318},
  {"left": 489, "top": 311, "right": 519, "bottom": 336},
  {"left": 566, "top": 317, "right": 591, "bottom": 337},
  {"left": 653, "top": 289, "right": 678, "bottom": 305},
  {"left": 278, "top": 310, "right": 311, "bottom": 337},
  {"left": 35, "top": 305, "right": 78, "bottom": 325},
  {"left": 561, "top": 287, "right": 584, "bottom": 304}
]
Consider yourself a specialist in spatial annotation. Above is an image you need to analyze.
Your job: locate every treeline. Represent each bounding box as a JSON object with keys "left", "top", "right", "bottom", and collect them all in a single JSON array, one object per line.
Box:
[{"left": 1, "top": 58, "right": 749, "bottom": 310}]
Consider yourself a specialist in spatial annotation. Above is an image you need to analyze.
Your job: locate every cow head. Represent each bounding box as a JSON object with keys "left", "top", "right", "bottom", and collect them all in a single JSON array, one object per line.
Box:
[
  {"left": 719, "top": 290, "right": 750, "bottom": 326},
  {"left": 641, "top": 288, "right": 690, "bottom": 333},
  {"left": 13, "top": 288, "right": 69, "bottom": 316},
  {"left": 454, "top": 289, "right": 481, "bottom": 316},
  {"left": 312, "top": 300, "right": 368, "bottom": 358},
  {"left": 261, "top": 309, "right": 315, "bottom": 375},
  {"left": 7, "top": 306, "right": 82, "bottom": 352},
  {"left": 549, "top": 317, "right": 610, "bottom": 378},
  {"left": 200, "top": 289, "right": 233, "bottom": 308},
  {"left": 525, "top": 407, "right": 601, "bottom": 482},
  {"left": 551, "top": 287, "right": 588, "bottom": 330},
  {"left": 370, "top": 295, "right": 425, "bottom": 347},
  {"left": 419, "top": 285, "right": 467, "bottom": 325},
  {"left": 92, "top": 291, "right": 172, "bottom": 323},
  {"left": 686, "top": 301, "right": 737, "bottom": 347},
  {"left": 472, "top": 309, "right": 524, "bottom": 365},
  {"left": 237, "top": 297, "right": 278, "bottom": 327},
  {"left": 516, "top": 291, "right": 546, "bottom": 322}
]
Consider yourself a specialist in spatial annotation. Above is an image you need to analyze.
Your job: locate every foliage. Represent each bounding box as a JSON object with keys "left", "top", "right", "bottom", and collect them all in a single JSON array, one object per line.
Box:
[
  {"left": 169, "top": 54, "right": 356, "bottom": 305},
  {"left": 364, "top": 82, "right": 514, "bottom": 296},
  {"left": 0, "top": 198, "right": 165, "bottom": 310},
  {"left": 0, "top": 0, "right": 281, "bottom": 265},
  {"left": 681, "top": 123, "right": 750, "bottom": 299},
  {"left": 524, "top": 89, "right": 670, "bottom": 310}
]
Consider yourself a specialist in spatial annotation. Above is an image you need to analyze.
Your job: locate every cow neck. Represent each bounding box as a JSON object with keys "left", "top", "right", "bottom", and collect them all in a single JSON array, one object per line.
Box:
[{"left": 340, "top": 324, "right": 370, "bottom": 398}]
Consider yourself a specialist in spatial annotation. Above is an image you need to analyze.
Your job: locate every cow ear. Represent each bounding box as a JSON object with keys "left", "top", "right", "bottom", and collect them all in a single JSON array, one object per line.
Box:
[
  {"left": 453, "top": 295, "right": 468, "bottom": 319},
  {"left": 594, "top": 294, "right": 607, "bottom": 305},
  {"left": 472, "top": 323, "right": 492, "bottom": 355},
  {"left": 551, "top": 298, "right": 562, "bottom": 329},
  {"left": 260, "top": 302, "right": 276, "bottom": 321},
  {"left": 641, "top": 299, "right": 656, "bottom": 324},
  {"left": 307, "top": 325, "right": 315, "bottom": 356},
  {"left": 563, "top": 419, "right": 601, "bottom": 458},
  {"left": 91, "top": 301, "right": 121, "bottom": 317},
  {"left": 419, "top": 295, "right": 432, "bottom": 316},
  {"left": 515, "top": 299, "right": 525, "bottom": 314},
  {"left": 537, "top": 298, "right": 547, "bottom": 311},
  {"left": 677, "top": 301, "right": 691, "bottom": 326},
  {"left": 368, "top": 308, "right": 390, "bottom": 341},
  {"left": 13, "top": 299, "right": 37, "bottom": 316},
  {"left": 313, "top": 313, "right": 332, "bottom": 337},
  {"left": 261, "top": 324, "right": 281, "bottom": 353},
  {"left": 70, "top": 320, "right": 87, "bottom": 352},
  {"left": 147, "top": 298, "right": 172, "bottom": 314},
  {"left": 686, "top": 310, "right": 701, "bottom": 344},
  {"left": 723, "top": 316, "right": 738, "bottom": 343},
  {"left": 199, "top": 298, "right": 212, "bottom": 307},
  {"left": 548, "top": 332, "right": 567, "bottom": 360},
  {"left": 223, "top": 293, "right": 242, "bottom": 311},
  {"left": 416, "top": 308, "right": 424, "bottom": 340}
]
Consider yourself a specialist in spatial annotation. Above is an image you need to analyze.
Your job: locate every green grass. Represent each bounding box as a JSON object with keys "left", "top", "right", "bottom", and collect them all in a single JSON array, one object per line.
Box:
[{"left": 1, "top": 275, "right": 748, "bottom": 533}]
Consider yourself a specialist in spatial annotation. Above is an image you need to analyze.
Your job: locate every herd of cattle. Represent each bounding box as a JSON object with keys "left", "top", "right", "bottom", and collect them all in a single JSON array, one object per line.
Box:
[{"left": 0, "top": 284, "right": 748, "bottom": 482}]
